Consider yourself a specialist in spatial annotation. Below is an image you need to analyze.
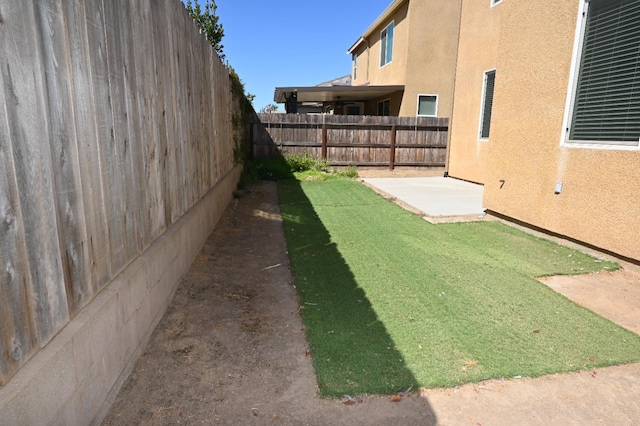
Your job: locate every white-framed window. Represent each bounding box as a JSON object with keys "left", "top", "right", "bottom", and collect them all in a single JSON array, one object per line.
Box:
[
  {"left": 479, "top": 69, "right": 496, "bottom": 140},
  {"left": 562, "top": 0, "right": 640, "bottom": 149},
  {"left": 380, "top": 21, "right": 394, "bottom": 67},
  {"left": 491, "top": 0, "right": 503, "bottom": 7},
  {"left": 417, "top": 94, "right": 438, "bottom": 117},
  {"left": 352, "top": 53, "right": 358, "bottom": 80},
  {"left": 377, "top": 99, "right": 391, "bottom": 116}
]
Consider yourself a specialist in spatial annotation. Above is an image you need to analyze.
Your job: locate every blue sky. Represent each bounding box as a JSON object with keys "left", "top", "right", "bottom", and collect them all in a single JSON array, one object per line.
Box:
[{"left": 188, "top": 0, "right": 393, "bottom": 111}]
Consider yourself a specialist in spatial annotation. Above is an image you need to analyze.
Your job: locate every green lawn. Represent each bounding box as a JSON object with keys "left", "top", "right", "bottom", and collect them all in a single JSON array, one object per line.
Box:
[{"left": 278, "top": 178, "right": 640, "bottom": 397}]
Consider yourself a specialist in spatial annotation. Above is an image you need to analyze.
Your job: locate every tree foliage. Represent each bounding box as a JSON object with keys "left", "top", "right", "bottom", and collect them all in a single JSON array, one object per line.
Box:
[
  {"left": 260, "top": 103, "right": 279, "bottom": 113},
  {"left": 186, "top": 0, "right": 225, "bottom": 60}
]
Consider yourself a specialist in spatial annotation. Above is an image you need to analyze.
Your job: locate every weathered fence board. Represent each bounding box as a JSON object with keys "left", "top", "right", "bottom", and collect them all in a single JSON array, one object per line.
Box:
[
  {"left": 0, "top": 60, "right": 38, "bottom": 389},
  {"left": 250, "top": 113, "right": 448, "bottom": 168},
  {"left": 0, "top": 0, "right": 241, "bottom": 386},
  {"left": 2, "top": 0, "right": 71, "bottom": 351}
]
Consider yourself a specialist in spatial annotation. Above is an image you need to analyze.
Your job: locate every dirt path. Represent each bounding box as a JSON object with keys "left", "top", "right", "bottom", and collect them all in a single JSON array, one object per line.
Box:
[{"left": 103, "top": 181, "right": 640, "bottom": 425}]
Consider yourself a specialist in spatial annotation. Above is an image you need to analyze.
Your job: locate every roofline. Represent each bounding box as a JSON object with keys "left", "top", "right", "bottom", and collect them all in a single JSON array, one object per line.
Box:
[
  {"left": 273, "top": 85, "right": 405, "bottom": 103},
  {"left": 347, "top": 37, "right": 365, "bottom": 55},
  {"left": 347, "top": 0, "right": 407, "bottom": 54}
]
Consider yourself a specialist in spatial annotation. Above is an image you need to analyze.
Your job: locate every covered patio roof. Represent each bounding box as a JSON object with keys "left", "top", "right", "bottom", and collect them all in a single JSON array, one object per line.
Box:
[{"left": 274, "top": 85, "right": 404, "bottom": 104}]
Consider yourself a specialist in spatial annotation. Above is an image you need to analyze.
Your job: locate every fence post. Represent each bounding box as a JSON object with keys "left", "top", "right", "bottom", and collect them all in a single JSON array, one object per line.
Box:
[
  {"left": 321, "top": 123, "right": 327, "bottom": 160},
  {"left": 389, "top": 124, "right": 397, "bottom": 170}
]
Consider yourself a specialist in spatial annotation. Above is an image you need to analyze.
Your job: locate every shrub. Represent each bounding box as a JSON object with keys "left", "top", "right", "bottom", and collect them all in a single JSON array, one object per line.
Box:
[{"left": 285, "top": 153, "right": 327, "bottom": 173}]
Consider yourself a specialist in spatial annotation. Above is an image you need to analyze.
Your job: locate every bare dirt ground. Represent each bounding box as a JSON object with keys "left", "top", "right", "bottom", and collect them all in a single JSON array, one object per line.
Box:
[{"left": 103, "top": 181, "right": 640, "bottom": 426}]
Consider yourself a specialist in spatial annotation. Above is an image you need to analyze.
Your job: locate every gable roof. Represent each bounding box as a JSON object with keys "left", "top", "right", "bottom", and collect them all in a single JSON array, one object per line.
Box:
[{"left": 316, "top": 75, "right": 352, "bottom": 87}]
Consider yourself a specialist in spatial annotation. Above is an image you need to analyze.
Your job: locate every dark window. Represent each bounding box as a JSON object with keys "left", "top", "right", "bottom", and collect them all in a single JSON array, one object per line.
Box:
[
  {"left": 377, "top": 99, "right": 391, "bottom": 116},
  {"left": 480, "top": 70, "right": 496, "bottom": 139},
  {"left": 569, "top": 0, "right": 640, "bottom": 145}
]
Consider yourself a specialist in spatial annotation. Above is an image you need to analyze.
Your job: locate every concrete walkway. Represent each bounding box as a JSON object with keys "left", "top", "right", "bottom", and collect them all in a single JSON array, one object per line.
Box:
[{"left": 362, "top": 177, "right": 485, "bottom": 222}]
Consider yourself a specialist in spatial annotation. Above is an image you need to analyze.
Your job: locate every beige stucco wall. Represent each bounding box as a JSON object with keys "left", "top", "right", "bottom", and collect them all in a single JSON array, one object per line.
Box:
[
  {"left": 351, "top": 0, "right": 460, "bottom": 118},
  {"left": 401, "top": 0, "right": 462, "bottom": 118},
  {"left": 447, "top": 0, "right": 502, "bottom": 184},
  {"left": 483, "top": 0, "right": 640, "bottom": 261},
  {"left": 353, "top": 2, "right": 409, "bottom": 88}
]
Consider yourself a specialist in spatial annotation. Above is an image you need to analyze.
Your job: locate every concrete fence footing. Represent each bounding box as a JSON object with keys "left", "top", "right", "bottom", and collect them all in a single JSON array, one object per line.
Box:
[{"left": 0, "top": 165, "right": 242, "bottom": 426}]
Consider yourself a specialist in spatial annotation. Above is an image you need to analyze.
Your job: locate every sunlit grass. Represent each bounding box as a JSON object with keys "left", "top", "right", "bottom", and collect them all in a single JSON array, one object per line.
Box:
[{"left": 279, "top": 179, "right": 640, "bottom": 396}]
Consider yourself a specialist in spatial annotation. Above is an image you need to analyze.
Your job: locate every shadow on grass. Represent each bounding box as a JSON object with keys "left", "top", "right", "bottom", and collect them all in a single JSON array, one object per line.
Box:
[{"left": 278, "top": 177, "right": 432, "bottom": 405}]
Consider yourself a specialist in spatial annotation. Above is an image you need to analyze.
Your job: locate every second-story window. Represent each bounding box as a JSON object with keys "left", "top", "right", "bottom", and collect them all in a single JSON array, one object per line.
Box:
[
  {"left": 380, "top": 21, "right": 394, "bottom": 67},
  {"left": 352, "top": 53, "right": 358, "bottom": 80}
]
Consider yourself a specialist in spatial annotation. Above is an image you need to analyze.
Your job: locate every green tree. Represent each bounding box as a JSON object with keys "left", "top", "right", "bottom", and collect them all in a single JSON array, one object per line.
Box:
[
  {"left": 260, "top": 103, "right": 279, "bottom": 113},
  {"left": 185, "top": 0, "right": 225, "bottom": 59}
]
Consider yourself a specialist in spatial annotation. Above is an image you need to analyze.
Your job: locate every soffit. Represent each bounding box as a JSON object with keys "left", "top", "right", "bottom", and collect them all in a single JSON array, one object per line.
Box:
[{"left": 274, "top": 85, "right": 405, "bottom": 103}]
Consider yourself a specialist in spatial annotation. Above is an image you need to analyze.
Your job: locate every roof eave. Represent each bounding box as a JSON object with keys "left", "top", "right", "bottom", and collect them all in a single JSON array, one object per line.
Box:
[
  {"left": 347, "top": 0, "right": 407, "bottom": 54},
  {"left": 347, "top": 37, "right": 366, "bottom": 55}
]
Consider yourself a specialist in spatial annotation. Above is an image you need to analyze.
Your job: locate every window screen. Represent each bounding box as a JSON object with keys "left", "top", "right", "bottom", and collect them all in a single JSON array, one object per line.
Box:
[
  {"left": 569, "top": 0, "right": 640, "bottom": 145},
  {"left": 480, "top": 70, "right": 496, "bottom": 139},
  {"left": 417, "top": 95, "right": 438, "bottom": 116},
  {"left": 380, "top": 22, "right": 394, "bottom": 67}
]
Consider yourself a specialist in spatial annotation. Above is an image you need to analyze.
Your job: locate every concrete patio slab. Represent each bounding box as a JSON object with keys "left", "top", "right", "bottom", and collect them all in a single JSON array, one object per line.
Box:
[{"left": 361, "top": 177, "right": 485, "bottom": 222}]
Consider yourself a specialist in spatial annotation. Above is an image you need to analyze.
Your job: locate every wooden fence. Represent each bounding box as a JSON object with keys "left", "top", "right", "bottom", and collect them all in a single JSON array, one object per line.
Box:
[
  {"left": 0, "top": 0, "right": 241, "bottom": 385},
  {"left": 248, "top": 113, "right": 449, "bottom": 168}
]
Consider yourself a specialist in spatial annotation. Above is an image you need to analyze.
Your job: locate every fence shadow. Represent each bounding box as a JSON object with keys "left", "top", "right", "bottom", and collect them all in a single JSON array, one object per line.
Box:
[{"left": 277, "top": 177, "right": 436, "bottom": 421}]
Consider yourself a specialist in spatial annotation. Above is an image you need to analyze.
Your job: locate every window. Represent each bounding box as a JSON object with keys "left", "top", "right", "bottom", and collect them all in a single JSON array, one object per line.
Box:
[
  {"left": 352, "top": 53, "right": 358, "bottom": 80},
  {"left": 479, "top": 69, "right": 496, "bottom": 139},
  {"left": 377, "top": 99, "right": 391, "bottom": 116},
  {"left": 380, "top": 22, "right": 394, "bottom": 67},
  {"left": 564, "top": 0, "right": 640, "bottom": 148},
  {"left": 417, "top": 95, "right": 438, "bottom": 117},
  {"left": 346, "top": 105, "right": 361, "bottom": 115}
]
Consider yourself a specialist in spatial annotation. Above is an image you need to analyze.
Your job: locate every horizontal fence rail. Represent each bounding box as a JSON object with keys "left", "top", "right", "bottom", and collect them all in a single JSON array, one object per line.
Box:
[{"left": 248, "top": 113, "right": 449, "bottom": 169}]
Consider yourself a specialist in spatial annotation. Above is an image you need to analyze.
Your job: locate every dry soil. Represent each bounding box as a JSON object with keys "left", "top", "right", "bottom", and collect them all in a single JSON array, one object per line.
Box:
[{"left": 103, "top": 181, "right": 640, "bottom": 426}]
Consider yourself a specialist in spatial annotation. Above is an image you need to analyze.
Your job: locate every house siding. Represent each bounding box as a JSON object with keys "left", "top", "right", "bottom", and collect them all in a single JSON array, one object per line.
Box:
[
  {"left": 447, "top": 0, "right": 502, "bottom": 184},
  {"left": 482, "top": 0, "right": 640, "bottom": 261}
]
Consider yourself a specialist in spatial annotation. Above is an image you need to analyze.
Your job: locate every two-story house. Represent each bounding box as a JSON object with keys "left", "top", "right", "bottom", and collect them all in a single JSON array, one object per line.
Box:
[
  {"left": 347, "top": 0, "right": 462, "bottom": 117},
  {"left": 274, "top": 0, "right": 462, "bottom": 117},
  {"left": 274, "top": 0, "right": 640, "bottom": 262},
  {"left": 448, "top": 0, "right": 640, "bottom": 262}
]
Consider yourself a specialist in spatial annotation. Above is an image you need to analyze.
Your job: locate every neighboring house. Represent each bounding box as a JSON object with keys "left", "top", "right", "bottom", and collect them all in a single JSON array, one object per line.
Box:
[
  {"left": 274, "top": 0, "right": 462, "bottom": 117},
  {"left": 274, "top": 74, "right": 403, "bottom": 115},
  {"left": 448, "top": 0, "right": 640, "bottom": 262},
  {"left": 292, "top": 75, "right": 354, "bottom": 115},
  {"left": 348, "top": 0, "right": 462, "bottom": 117}
]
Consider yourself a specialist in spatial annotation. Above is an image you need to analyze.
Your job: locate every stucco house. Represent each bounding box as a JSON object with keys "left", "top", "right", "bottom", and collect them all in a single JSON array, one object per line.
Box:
[
  {"left": 273, "top": 0, "right": 640, "bottom": 262},
  {"left": 347, "top": 0, "right": 461, "bottom": 117},
  {"left": 274, "top": 0, "right": 462, "bottom": 117},
  {"left": 341, "top": 0, "right": 640, "bottom": 262},
  {"left": 448, "top": 0, "right": 640, "bottom": 262}
]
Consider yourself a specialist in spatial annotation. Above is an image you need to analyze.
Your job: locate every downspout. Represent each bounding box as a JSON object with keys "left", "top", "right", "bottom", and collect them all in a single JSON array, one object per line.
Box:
[{"left": 444, "top": 0, "right": 464, "bottom": 178}]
